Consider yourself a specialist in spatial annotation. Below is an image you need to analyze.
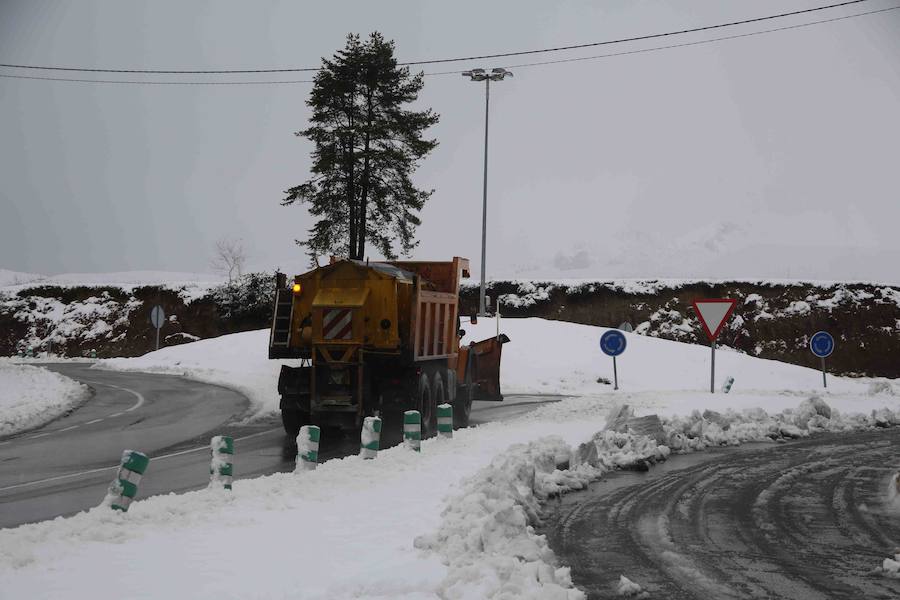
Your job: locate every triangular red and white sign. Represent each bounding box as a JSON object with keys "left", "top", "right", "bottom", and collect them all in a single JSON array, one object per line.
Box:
[{"left": 691, "top": 298, "right": 737, "bottom": 342}]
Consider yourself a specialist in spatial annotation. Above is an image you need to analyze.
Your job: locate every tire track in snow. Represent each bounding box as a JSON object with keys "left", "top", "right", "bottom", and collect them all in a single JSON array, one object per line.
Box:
[{"left": 542, "top": 429, "right": 900, "bottom": 599}]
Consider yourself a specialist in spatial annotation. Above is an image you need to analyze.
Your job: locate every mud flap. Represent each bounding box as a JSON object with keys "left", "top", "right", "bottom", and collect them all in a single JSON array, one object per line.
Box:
[
  {"left": 278, "top": 365, "right": 311, "bottom": 410},
  {"left": 467, "top": 334, "right": 509, "bottom": 402}
]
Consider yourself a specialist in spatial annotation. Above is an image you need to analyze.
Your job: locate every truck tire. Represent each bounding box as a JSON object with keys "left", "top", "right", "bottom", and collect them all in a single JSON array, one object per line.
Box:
[
  {"left": 445, "top": 369, "right": 457, "bottom": 405},
  {"left": 418, "top": 372, "right": 436, "bottom": 438},
  {"left": 281, "top": 408, "right": 307, "bottom": 457},
  {"left": 431, "top": 371, "right": 447, "bottom": 436}
]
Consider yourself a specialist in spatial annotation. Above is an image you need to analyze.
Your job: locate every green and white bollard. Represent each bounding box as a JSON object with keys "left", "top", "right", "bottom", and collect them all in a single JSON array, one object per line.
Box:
[
  {"left": 209, "top": 435, "right": 234, "bottom": 490},
  {"left": 722, "top": 376, "right": 735, "bottom": 394},
  {"left": 296, "top": 425, "right": 320, "bottom": 471},
  {"left": 104, "top": 450, "right": 149, "bottom": 512},
  {"left": 403, "top": 410, "right": 421, "bottom": 452},
  {"left": 90, "top": 349, "right": 98, "bottom": 359},
  {"left": 26, "top": 346, "right": 33, "bottom": 358},
  {"left": 360, "top": 416, "right": 382, "bottom": 460},
  {"left": 437, "top": 403, "right": 453, "bottom": 439},
  {"left": 17, "top": 348, "right": 24, "bottom": 358}
]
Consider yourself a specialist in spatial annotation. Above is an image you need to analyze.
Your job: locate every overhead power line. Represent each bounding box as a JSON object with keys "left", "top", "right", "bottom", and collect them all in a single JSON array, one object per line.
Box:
[
  {"left": 0, "top": 0, "right": 880, "bottom": 75},
  {"left": 0, "top": 2, "right": 897, "bottom": 86}
]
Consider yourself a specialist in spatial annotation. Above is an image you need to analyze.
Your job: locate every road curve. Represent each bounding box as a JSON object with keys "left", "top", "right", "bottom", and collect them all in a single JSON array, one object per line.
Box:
[
  {"left": 1, "top": 364, "right": 562, "bottom": 529},
  {"left": 543, "top": 428, "right": 900, "bottom": 600},
  {"left": 0, "top": 363, "right": 251, "bottom": 528}
]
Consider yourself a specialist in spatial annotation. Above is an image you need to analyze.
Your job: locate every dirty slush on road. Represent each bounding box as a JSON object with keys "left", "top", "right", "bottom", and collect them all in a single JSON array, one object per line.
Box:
[{"left": 541, "top": 427, "right": 900, "bottom": 600}]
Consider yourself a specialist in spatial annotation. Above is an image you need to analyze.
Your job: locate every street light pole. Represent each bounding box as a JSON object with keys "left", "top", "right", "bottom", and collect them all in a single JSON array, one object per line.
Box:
[
  {"left": 462, "top": 67, "right": 512, "bottom": 316},
  {"left": 479, "top": 76, "right": 490, "bottom": 318}
]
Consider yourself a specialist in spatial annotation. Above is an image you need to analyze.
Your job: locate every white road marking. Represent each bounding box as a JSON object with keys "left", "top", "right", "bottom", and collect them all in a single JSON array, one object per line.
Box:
[
  {"left": 28, "top": 433, "right": 50, "bottom": 440},
  {"left": 78, "top": 378, "right": 145, "bottom": 413},
  {"left": 108, "top": 412, "right": 124, "bottom": 418},
  {"left": 0, "top": 428, "right": 282, "bottom": 492},
  {"left": 84, "top": 419, "right": 103, "bottom": 425},
  {"left": 59, "top": 425, "right": 80, "bottom": 432}
]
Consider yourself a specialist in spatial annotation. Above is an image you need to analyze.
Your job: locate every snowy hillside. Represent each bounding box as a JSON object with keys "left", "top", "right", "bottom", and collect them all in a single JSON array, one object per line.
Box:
[
  {"left": 0, "top": 364, "right": 89, "bottom": 437},
  {"left": 2, "top": 317, "right": 898, "bottom": 599},
  {"left": 0, "top": 271, "right": 263, "bottom": 360},
  {"left": 461, "top": 279, "right": 900, "bottom": 377}
]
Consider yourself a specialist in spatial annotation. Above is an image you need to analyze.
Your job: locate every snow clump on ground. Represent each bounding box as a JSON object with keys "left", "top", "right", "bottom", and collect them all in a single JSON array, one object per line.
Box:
[{"left": 616, "top": 574, "right": 649, "bottom": 597}]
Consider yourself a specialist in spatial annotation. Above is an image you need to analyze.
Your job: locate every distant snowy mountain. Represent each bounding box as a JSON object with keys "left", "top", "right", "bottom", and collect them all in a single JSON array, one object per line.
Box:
[
  {"left": 0, "top": 270, "right": 224, "bottom": 290},
  {"left": 0, "top": 269, "right": 44, "bottom": 287}
]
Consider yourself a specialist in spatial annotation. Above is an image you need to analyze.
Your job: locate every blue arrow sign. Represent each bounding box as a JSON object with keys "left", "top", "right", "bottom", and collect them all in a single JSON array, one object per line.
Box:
[
  {"left": 809, "top": 331, "right": 834, "bottom": 358},
  {"left": 600, "top": 330, "right": 627, "bottom": 357}
]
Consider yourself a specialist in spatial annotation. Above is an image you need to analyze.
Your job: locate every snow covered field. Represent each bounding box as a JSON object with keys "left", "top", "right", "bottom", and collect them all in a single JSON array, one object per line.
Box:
[
  {"left": 0, "top": 364, "right": 88, "bottom": 437},
  {"left": 2, "top": 317, "right": 898, "bottom": 599}
]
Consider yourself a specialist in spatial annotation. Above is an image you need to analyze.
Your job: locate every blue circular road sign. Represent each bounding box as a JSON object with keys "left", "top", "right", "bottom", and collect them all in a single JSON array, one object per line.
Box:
[
  {"left": 600, "top": 330, "right": 627, "bottom": 357},
  {"left": 809, "top": 331, "right": 834, "bottom": 358}
]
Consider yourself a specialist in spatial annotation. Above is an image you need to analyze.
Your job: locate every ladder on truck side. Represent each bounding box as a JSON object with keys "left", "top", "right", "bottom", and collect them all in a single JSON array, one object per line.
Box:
[{"left": 269, "top": 288, "right": 294, "bottom": 351}]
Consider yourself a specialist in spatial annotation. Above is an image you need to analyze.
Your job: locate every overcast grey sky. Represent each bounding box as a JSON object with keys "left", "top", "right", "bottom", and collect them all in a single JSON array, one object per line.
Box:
[{"left": 2, "top": 0, "right": 899, "bottom": 281}]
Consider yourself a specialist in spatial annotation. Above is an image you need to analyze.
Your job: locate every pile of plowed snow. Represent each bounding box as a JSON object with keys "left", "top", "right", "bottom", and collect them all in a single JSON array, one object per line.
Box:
[{"left": 0, "top": 364, "right": 88, "bottom": 436}]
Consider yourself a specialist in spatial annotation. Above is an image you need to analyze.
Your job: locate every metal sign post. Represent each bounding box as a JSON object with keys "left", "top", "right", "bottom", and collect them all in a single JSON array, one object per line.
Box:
[
  {"left": 600, "top": 330, "right": 627, "bottom": 390},
  {"left": 150, "top": 305, "right": 165, "bottom": 351},
  {"left": 692, "top": 299, "right": 738, "bottom": 394},
  {"left": 809, "top": 331, "right": 834, "bottom": 388}
]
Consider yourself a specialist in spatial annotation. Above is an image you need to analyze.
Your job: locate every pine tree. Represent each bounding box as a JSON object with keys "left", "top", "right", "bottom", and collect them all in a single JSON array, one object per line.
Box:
[{"left": 283, "top": 33, "right": 439, "bottom": 261}]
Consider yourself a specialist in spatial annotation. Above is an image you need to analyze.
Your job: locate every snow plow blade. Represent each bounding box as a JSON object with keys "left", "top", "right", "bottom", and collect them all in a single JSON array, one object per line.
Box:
[{"left": 459, "top": 333, "right": 509, "bottom": 402}]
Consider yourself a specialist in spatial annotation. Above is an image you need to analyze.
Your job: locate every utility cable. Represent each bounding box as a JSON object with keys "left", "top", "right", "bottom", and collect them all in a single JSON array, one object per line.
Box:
[
  {"left": 0, "top": 2, "right": 896, "bottom": 85},
  {"left": 0, "top": 0, "right": 880, "bottom": 75}
]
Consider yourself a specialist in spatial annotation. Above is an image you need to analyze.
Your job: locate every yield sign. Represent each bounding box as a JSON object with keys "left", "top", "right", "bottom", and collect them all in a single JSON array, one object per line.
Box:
[{"left": 692, "top": 298, "right": 737, "bottom": 342}]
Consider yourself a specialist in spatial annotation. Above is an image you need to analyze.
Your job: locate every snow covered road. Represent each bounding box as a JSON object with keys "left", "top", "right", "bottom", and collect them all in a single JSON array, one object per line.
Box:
[{"left": 544, "top": 428, "right": 900, "bottom": 599}]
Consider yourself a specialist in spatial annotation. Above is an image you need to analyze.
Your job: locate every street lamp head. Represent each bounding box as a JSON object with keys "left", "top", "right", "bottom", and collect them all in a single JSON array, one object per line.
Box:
[
  {"left": 489, "top": 67, "right": 513, "bottom": 81},
  {"left": 462, "top": 68, "right": 487, "bottom": 81}
]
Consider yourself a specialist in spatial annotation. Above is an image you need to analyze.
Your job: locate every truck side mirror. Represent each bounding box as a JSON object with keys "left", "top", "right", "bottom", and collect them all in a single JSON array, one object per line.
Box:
[{"left": 470, "top": 314, "right": 477, "bottom": 324}]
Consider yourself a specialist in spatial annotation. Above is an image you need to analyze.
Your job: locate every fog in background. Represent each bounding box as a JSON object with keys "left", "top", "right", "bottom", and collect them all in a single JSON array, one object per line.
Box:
[{"left": 2, "top": 0, "right": 899, "bottom": 281}]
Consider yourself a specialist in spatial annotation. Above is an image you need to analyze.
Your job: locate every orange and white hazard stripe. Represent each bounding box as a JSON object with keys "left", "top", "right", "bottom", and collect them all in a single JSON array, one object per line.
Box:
[{"left": 323, "top": 308, "right": 353, "bottom": 340}]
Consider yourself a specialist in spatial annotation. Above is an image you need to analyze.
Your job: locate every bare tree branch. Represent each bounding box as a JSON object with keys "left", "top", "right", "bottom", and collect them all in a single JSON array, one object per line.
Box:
[{"left": 210, "top": 237, "right": 247, "bottom": 283}]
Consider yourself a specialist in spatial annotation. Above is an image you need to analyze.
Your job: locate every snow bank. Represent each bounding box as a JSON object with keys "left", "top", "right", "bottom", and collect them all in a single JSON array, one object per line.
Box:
[
  {"left": 0, "top": 364, "right": 88, "bottom": 436},
  {"left": 461, "top": 316, "right": 883, "bottom": 399}
]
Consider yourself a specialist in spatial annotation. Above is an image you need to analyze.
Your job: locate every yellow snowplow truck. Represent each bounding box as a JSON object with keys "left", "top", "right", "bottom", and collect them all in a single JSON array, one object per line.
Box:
[{"left": 268, "top": 257, "right": 508, "bottom": 438}]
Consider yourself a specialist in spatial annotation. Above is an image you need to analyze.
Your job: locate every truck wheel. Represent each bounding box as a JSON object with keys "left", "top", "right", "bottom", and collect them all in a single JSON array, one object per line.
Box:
[
  {"left": 417, "top": 372, "right": 436, "bottom": 438},
  {"left": 281, "top": 408, "right": 306, "bottom": 457},
  {"left": 282, "top": 408, "right": 302, "bottom": 437},
  {"left": 445, "top": 369, "right": 457, "bottom": 405},
  {"left": 431, "top": 371, "right": 447, "bottom": 436}
]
